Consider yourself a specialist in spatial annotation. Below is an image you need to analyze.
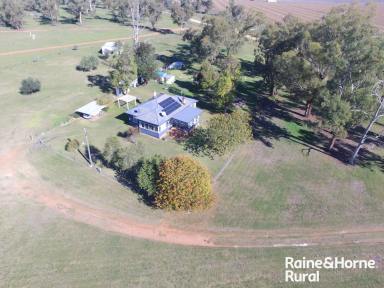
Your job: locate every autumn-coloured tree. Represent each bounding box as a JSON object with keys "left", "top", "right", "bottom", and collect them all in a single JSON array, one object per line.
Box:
[{"left": 155, "top": 155, "right": 213, "bottom": 211}]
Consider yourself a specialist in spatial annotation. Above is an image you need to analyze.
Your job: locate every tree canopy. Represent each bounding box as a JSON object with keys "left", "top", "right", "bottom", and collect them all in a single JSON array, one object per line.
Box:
[
  {"left": 109, "top": 44, "right": 138, "bottom": 93},
  {"left": 187, "top": 109, "right": 253, "bottom": 157},
  {"left": 0, "top": 0, "right": 25, "bottom": 29},
  {"left": 135, "top": 42, "right": 157, "bottom": 81},
  {"left": 155, "top": 155, "right": 213, "bottom": 211},
  {"left": 185, "top": 5, "right": 263, "bottom": 62}
]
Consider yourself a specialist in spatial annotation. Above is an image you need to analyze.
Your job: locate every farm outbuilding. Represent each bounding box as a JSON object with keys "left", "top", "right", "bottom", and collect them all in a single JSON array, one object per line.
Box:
[
  {"left": 156, "top": 70, "right": 176, "bottom": 85},
  {"left": 101, "top": 42, "right": 118, "bottom": 56},
  {"left": 167, "top": 61, "right": 185, "bottom": 70},
  {"left": 116, "top": 94, "right": 137, "bottom": 109},
  {"left": 76, "top": 101, "right": 106, "bottom": 119}
]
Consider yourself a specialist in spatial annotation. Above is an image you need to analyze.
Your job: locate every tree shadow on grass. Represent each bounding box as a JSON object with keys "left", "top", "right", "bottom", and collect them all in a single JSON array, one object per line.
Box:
[
  {"left": 59, "top": 16, "right": 77, "bottom": 25},
  {"left": 240, "top": 59, "right": 256, "bottom": 78},
  {"left": 157, "top": 43, "right": 197, "bottom": 72},
  {"left": 87, "top": 74, "right": 113, "bottom": 94},
  {"left": 115, "top": 113, "right": 130, "bottom": 124},
  {"left": 89, "top": 145, "right": 109, "bottom": 167},
  {"left": 115, "top": 166, "right": 156, "bottom": 207},
  {"left": 89, "top": 143, "right": 157, "bottom": 206},
  {"left": 38, "top": 16, "right": 57, "bottom": 26},
  {"left": 236, "top": 79, "right": 295, "bottom": 147},
  {"left": 235, "top": 75, "right": 384, "bottom": 170},
  {"left": 343, "top": 127, "right": 384, "bottom": 171}
]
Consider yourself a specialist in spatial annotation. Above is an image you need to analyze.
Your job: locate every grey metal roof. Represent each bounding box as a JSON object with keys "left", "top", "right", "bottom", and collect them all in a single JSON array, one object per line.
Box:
[
  {"left": 126, "top": 94, "right": 198, "bottom": 125},
  {"left": 172, "top": 106, "right": 202, "bottom": 123},
  {"left": 76, "top": 101, "right": 106, "bottom": 116}
]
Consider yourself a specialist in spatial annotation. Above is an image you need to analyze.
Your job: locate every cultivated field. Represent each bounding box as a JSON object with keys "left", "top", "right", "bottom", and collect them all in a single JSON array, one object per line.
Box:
[
  {"left": 213, "top": 0, "right": 384, "bottom": 30},
  {"left": 1, "top": 6, "right": 384, "bottom": 287}
]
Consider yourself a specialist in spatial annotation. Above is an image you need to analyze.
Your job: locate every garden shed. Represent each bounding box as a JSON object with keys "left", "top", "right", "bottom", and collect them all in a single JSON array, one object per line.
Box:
[{"left": 76, "top": 101, "right": 106, "bottom": 119}]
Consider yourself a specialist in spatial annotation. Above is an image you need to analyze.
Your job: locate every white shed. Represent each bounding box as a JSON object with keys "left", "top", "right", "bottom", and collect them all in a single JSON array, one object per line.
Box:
[
  {"left": 163, "top": 74, "right": 176, "bottom": 85},
  {"left": 76, "top": 101, "right": 106, "bottom": 119},
  {"left": 101, "top": 42, "right": 118, "bottom": 56},
  {"left": 167, "top": 61, "right": 185, "bottom": 70}
]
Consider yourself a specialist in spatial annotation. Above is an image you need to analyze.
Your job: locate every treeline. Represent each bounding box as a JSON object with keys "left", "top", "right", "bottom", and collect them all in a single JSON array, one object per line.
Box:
[
  {"left": 183, "top": 2, "right": 384, "bottom": 156},
  {"left": 0, "top": 0, "right": 211, "bottom": 30},
  {"left": 0, "top": 0, "right": 96, "bottom": 28},
  {"left": 256, "top": 4, "right": 384, "bottom": 151}
]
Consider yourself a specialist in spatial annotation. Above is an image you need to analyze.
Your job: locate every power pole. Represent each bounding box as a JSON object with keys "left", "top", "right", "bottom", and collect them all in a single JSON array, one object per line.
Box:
[{"left": 83, "top": 128, "right": 93, "bottom": 167}]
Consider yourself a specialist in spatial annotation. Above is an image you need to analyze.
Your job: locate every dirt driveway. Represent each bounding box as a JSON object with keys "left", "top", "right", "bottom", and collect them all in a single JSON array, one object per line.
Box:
[{"left": 2, "top": 145, "right": 384, "bottom": 248}]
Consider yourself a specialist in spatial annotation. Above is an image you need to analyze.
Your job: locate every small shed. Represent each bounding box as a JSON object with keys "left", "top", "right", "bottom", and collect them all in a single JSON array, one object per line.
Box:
[
  {"left": 167, "top": 61, "right": 185, "bottom": 70},
  {"left": 76, "top": 101, "right": 106, "bottom": 119},
  {"left": 164, "top": 74, "right": 176, "bottom": 85},
  {"left": 101, "top": 42, "right": 118, "bottom": 56},
  {"left": 116, "top": 94, "right": 137, "bottom": 109},
  {"left": 156, "top": 70, "right": 176, "bottom": 85}
]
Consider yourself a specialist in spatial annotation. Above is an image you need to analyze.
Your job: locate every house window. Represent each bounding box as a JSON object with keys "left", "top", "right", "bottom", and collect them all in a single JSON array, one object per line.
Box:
[{"left": 140, "top": 122, "right": 158, "bottom": 131}]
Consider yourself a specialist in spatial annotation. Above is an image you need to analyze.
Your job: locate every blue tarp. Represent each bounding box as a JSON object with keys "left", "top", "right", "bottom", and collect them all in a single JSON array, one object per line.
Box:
[{"left": 156, "top": 70, "right": 167, "bottom": 78}]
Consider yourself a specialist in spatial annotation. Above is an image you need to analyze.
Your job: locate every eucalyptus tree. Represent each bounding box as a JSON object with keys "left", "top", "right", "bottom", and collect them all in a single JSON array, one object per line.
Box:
[
  {"left": 129, "top": 0, "right": 143, "bottom": 46},
  {"left": 317, "top": 4, "right": 384, "bottom": 150},
  {"left": 0, "top": 0, "right": 25, "bottom": 29},
  {"left": 170, "top": 0, "right": 195, "bottom": 27},
  {"left": 193, "top": 0, "right": 212, "bottom": 14},
  {"left": 110, "top": 0, "right": 151, "bottom": 46},
  {"left": 35, "top": 0, "right": 60, "bottom": 24},
  {"left": 185, "top": 3, "right": 263, "bottom": 62},
  {"left": 146, "top": 0, "right": 163, "bottom": 30},
  {"left": 319, "top": 91, "right": 352, "bottom": 150},
  {"left": 254, "top": 15, "right": 305, "bottom": 96},
  {"left": 350, "top": 81, "right": 384, "bottom": 164},
  {"left": 135, "top": 42, "right": 157, "bottom": 81},
  {"left": 318, "top": 4, "right": 383, "bottom": 120},
  {"left": 109, "top": 45, "right": 138, "bottom": 95},
  {"left": 67, "top": 0, "right": 88, "bottom": 24}
]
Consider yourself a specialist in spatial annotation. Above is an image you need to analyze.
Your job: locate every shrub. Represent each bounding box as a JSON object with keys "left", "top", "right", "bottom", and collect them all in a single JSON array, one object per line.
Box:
[
  {"left": 77, "top": 56, "right": 99, "bottom": 71},
  {"left": 118, "top": 127, "right": 139, "bottom": 142},
  {"left": 155, "top": 155, "right": 213, "bottom": 211},
  {"left": 102, "top": 137, "right": 121, "bottom": 164},
  {"left": 20, "top": 77, "right": 41, "bottom": 94},
  {"left": 186, "top": 109, "right": 252, "bottom": 156},
  {"left": 102, "top": 137, "right": 144, "bottom": 171},
  {"left": 136, "top": 155, "right": 164, "bottom": 197},
  {"left": 65, "top": 138, "right": 80, "bottom": 152}
]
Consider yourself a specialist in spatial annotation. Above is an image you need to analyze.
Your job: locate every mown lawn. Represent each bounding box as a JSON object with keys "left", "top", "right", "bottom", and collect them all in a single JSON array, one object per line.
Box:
[
  {"left": 2, "top": 8, "right": 381, "bottom": 232},
  {"left": 213, "top": 139, "right": 384, "bottom": 230},
  {"left": 2, "top": 194, "right": 384, "bottom": 288},
  {"left": 1, "top": 8, "right": 384, "bottom": 287}
]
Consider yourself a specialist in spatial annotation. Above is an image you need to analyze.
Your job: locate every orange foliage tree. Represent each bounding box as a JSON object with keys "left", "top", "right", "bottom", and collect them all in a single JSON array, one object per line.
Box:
[{"left": 155, "top": 155, "right": 213, "bottom": 211}]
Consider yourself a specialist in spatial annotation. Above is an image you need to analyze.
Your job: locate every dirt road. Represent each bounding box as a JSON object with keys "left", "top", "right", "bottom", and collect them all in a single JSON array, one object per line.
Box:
[
  {"left": 0, "top": 28, "right": 185, "bottom": 57},
  {"left": 2, "top": 145, "right": 384, "bottom": 248}
]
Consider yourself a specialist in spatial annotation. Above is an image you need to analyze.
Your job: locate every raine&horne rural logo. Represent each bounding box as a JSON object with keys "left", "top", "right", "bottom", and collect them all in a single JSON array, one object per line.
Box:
[{"left": 284, "top": 256, "right": 377, "bottom": 283}]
